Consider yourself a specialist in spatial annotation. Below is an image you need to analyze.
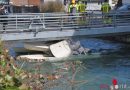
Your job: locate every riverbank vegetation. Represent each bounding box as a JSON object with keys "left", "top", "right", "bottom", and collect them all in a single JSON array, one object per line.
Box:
[{"left": 0, "top": 40, "right": 30, "bottom": 90}]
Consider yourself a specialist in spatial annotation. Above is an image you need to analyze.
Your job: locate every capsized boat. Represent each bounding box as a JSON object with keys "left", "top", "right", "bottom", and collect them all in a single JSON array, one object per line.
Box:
[
  {"left": 16, "top": 53, "right": 101, "bottom": 63},
  {"left": 24, "top": 43, "right": 50, "bottom": 52},
  {"left": 16, "top": 40, "right": 98, "bottom": 63}
]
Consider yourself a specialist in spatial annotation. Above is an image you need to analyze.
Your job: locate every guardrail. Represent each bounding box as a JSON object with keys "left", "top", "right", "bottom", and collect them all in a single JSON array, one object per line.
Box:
[{"left": 0, "top": 12, "right": 130, "bottom": 33}]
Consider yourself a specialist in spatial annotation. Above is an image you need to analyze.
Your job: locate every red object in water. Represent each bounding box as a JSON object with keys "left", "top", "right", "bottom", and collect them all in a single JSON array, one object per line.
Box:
[{"left": 112, "top": 79, "right": 118, "bottom": 85}]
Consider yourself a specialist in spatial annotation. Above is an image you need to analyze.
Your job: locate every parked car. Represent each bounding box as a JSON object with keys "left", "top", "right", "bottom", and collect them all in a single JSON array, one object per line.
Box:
[{"left": 110, "top": 4, "right": 130, "bottom": 18}]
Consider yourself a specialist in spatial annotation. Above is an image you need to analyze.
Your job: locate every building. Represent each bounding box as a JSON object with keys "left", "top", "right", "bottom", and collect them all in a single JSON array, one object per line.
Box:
[
  {"left": 10, "top": 0, "right": 41, "bottom": 13},
  {"left": 0, "top": 0, "right": 129, "bottom": 13},
  {"left": 87, "top": 0, "right": 129, "bottom": 10},
  {"left": 86, "top": 0, "right": 118, "bottom": 10}
]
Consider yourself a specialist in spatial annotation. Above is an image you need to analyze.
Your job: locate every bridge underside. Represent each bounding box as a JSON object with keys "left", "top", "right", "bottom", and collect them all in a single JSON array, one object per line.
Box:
[{"left": 1, "top": 26, "right": 130, "bottom": 41}]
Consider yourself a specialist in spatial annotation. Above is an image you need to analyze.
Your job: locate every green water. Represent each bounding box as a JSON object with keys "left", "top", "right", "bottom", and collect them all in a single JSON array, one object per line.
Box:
[
  {"left": 77, "top": 56, "right": 130, "bottom": 90},
  {"left": 12, "top": 38, "right": 130, "bottom": 90},
  {"left": 54, "top": 39, "right": 130, "bottom": 90}
]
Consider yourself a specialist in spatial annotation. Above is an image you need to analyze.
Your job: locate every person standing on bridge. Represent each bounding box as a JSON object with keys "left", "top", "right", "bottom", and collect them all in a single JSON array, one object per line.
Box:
[
  {"left": 68, "top": 0, "right": 79, "bottom": 14},
  {"left": 68, "top": 0, "right": 79, "bottom": 22},
  {"left": 78, "top": 0, "right": 87, "bottom": 25},
  {"left": 101, "top": 0, "right": 111, "bottom": 24},
  {"left": 0, "top": 5, "right": 8, "bottom": 31}
]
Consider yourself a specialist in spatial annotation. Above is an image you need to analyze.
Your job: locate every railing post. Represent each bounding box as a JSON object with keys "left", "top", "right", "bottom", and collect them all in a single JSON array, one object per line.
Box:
[
  {"left": 113, "top": 13, "right": 116, "bottom": 28},
  {"left": 16, "top": 14, "right": 17, "bottom": 30},
  {"left": 88, "top": 12, "right": 92, "bottom": 28},
  {"left": 42, "top": 13, "right": 45, "bottom": 29},
  {"left": 60, "top": 14, "right": 63, "bottom": 31}
]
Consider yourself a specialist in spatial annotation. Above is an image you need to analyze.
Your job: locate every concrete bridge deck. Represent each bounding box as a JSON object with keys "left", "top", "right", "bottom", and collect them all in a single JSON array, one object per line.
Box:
[{"left": 0, "top": 13, "right": 130, "bottom": 41}]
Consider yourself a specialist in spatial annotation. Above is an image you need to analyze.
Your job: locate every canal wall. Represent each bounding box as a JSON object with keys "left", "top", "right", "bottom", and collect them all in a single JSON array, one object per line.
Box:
[{"left": 114, "top": 35, "right": 130, "bottom": 43}]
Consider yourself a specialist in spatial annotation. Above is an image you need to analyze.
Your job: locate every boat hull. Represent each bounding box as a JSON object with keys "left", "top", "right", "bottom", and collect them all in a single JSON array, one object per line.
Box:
[{"left": 17, "top": 53, "right": 101, "bottom": 63}]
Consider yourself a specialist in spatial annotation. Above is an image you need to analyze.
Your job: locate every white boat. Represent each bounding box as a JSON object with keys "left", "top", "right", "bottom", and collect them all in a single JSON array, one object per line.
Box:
[
  {"left": 24, "top": 43, "right": 50, "bottom": 52},
  {"left": 16, "top": 53, "right": 101, "bottom": 63},
  {"left": 50, "top": 40, "right": 72, "bottom": 58},
  {"left": 15, "top": 40, "right": 94, "bottom": 63}
]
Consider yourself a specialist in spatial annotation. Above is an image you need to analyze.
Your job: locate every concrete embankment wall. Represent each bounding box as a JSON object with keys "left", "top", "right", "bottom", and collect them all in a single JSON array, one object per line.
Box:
[{"left": 113, "top": 35, "right": 130, "bottom": 43}]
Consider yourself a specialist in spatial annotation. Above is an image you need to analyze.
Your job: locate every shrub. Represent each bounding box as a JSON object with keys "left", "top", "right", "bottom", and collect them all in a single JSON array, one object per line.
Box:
[
  {"left": 0, "top": 40, "right": 30, "bottom": 90},
  {"left": 0, "top": 40, "right": 86, "bottom": 90},
  {"left": 40, "top": 0, "right": 65, "bottom": 13}
]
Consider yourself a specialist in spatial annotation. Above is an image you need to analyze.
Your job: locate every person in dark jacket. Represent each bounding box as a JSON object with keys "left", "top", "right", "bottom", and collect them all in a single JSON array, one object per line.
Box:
[{"left": 0, "top": 5, "right": 8, "bottom": 30}]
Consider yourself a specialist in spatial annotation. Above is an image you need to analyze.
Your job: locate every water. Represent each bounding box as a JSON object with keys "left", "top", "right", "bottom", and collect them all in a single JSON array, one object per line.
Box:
[
  {"left": 9, "top": 38, "right": 130, "bottom": 90},
  {"left": 71, "top": 38, "right": 130, "bottom": 90},
  {"left": 76, "top": 58, "right": 130, "bottom": 90}
]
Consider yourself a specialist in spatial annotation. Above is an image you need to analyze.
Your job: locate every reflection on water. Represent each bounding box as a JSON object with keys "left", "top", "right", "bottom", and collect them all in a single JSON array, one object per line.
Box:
[{"left": 10, "top": 38, "right": 130, "bottom": 90}]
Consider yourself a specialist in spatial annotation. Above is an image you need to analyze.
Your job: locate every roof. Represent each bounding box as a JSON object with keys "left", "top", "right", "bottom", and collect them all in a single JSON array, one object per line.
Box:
[{"left": 10, "top": 0, "right": 40, "bottom": 6}]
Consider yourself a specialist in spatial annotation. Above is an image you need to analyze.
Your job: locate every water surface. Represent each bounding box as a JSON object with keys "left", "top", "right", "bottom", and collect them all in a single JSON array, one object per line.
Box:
[{"left": 9, "top": 38, "right": 130, "bottom": 90}]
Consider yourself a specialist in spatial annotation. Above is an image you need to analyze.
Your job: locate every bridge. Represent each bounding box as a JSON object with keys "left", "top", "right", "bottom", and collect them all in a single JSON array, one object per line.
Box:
[{"left": 0, "top": 12, "right": 130, "bottom": 41}]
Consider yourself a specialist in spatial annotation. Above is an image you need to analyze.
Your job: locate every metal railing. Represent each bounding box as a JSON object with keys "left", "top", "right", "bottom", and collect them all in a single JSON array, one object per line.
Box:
[{"left": 0, "top": 12, "right": 130, "bottom": 33}]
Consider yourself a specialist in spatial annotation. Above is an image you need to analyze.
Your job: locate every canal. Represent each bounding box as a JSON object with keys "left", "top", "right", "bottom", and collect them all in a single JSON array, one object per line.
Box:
[
  {"left": 69, "top": 38, "right": 130, "bottom": 90},
  {"left": 9, "top": 38, "right": 130, "bottom": 90}
]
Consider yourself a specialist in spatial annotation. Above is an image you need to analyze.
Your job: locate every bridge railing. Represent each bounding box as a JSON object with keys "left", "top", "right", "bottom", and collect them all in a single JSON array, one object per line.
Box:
[{"left": 0, "top": 12, "right": 130, "bottom": 33}]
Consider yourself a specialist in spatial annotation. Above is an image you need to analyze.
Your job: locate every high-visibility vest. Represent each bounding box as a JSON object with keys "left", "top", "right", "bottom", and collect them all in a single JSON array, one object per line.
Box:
[
  {"left": 78, "top": 3, "right": 86, "bottom": 13},
  {"left": 68, "top": 4, "right": 79, "bottom": 13},
  {"left": 101, "top": 2, "right": 111, "bottom": 13}
]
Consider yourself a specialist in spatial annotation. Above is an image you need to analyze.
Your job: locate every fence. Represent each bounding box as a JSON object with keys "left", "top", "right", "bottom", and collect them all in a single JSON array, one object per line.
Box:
[{"left": 0, "top": 12, "right": 130, "bottom": 33}]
